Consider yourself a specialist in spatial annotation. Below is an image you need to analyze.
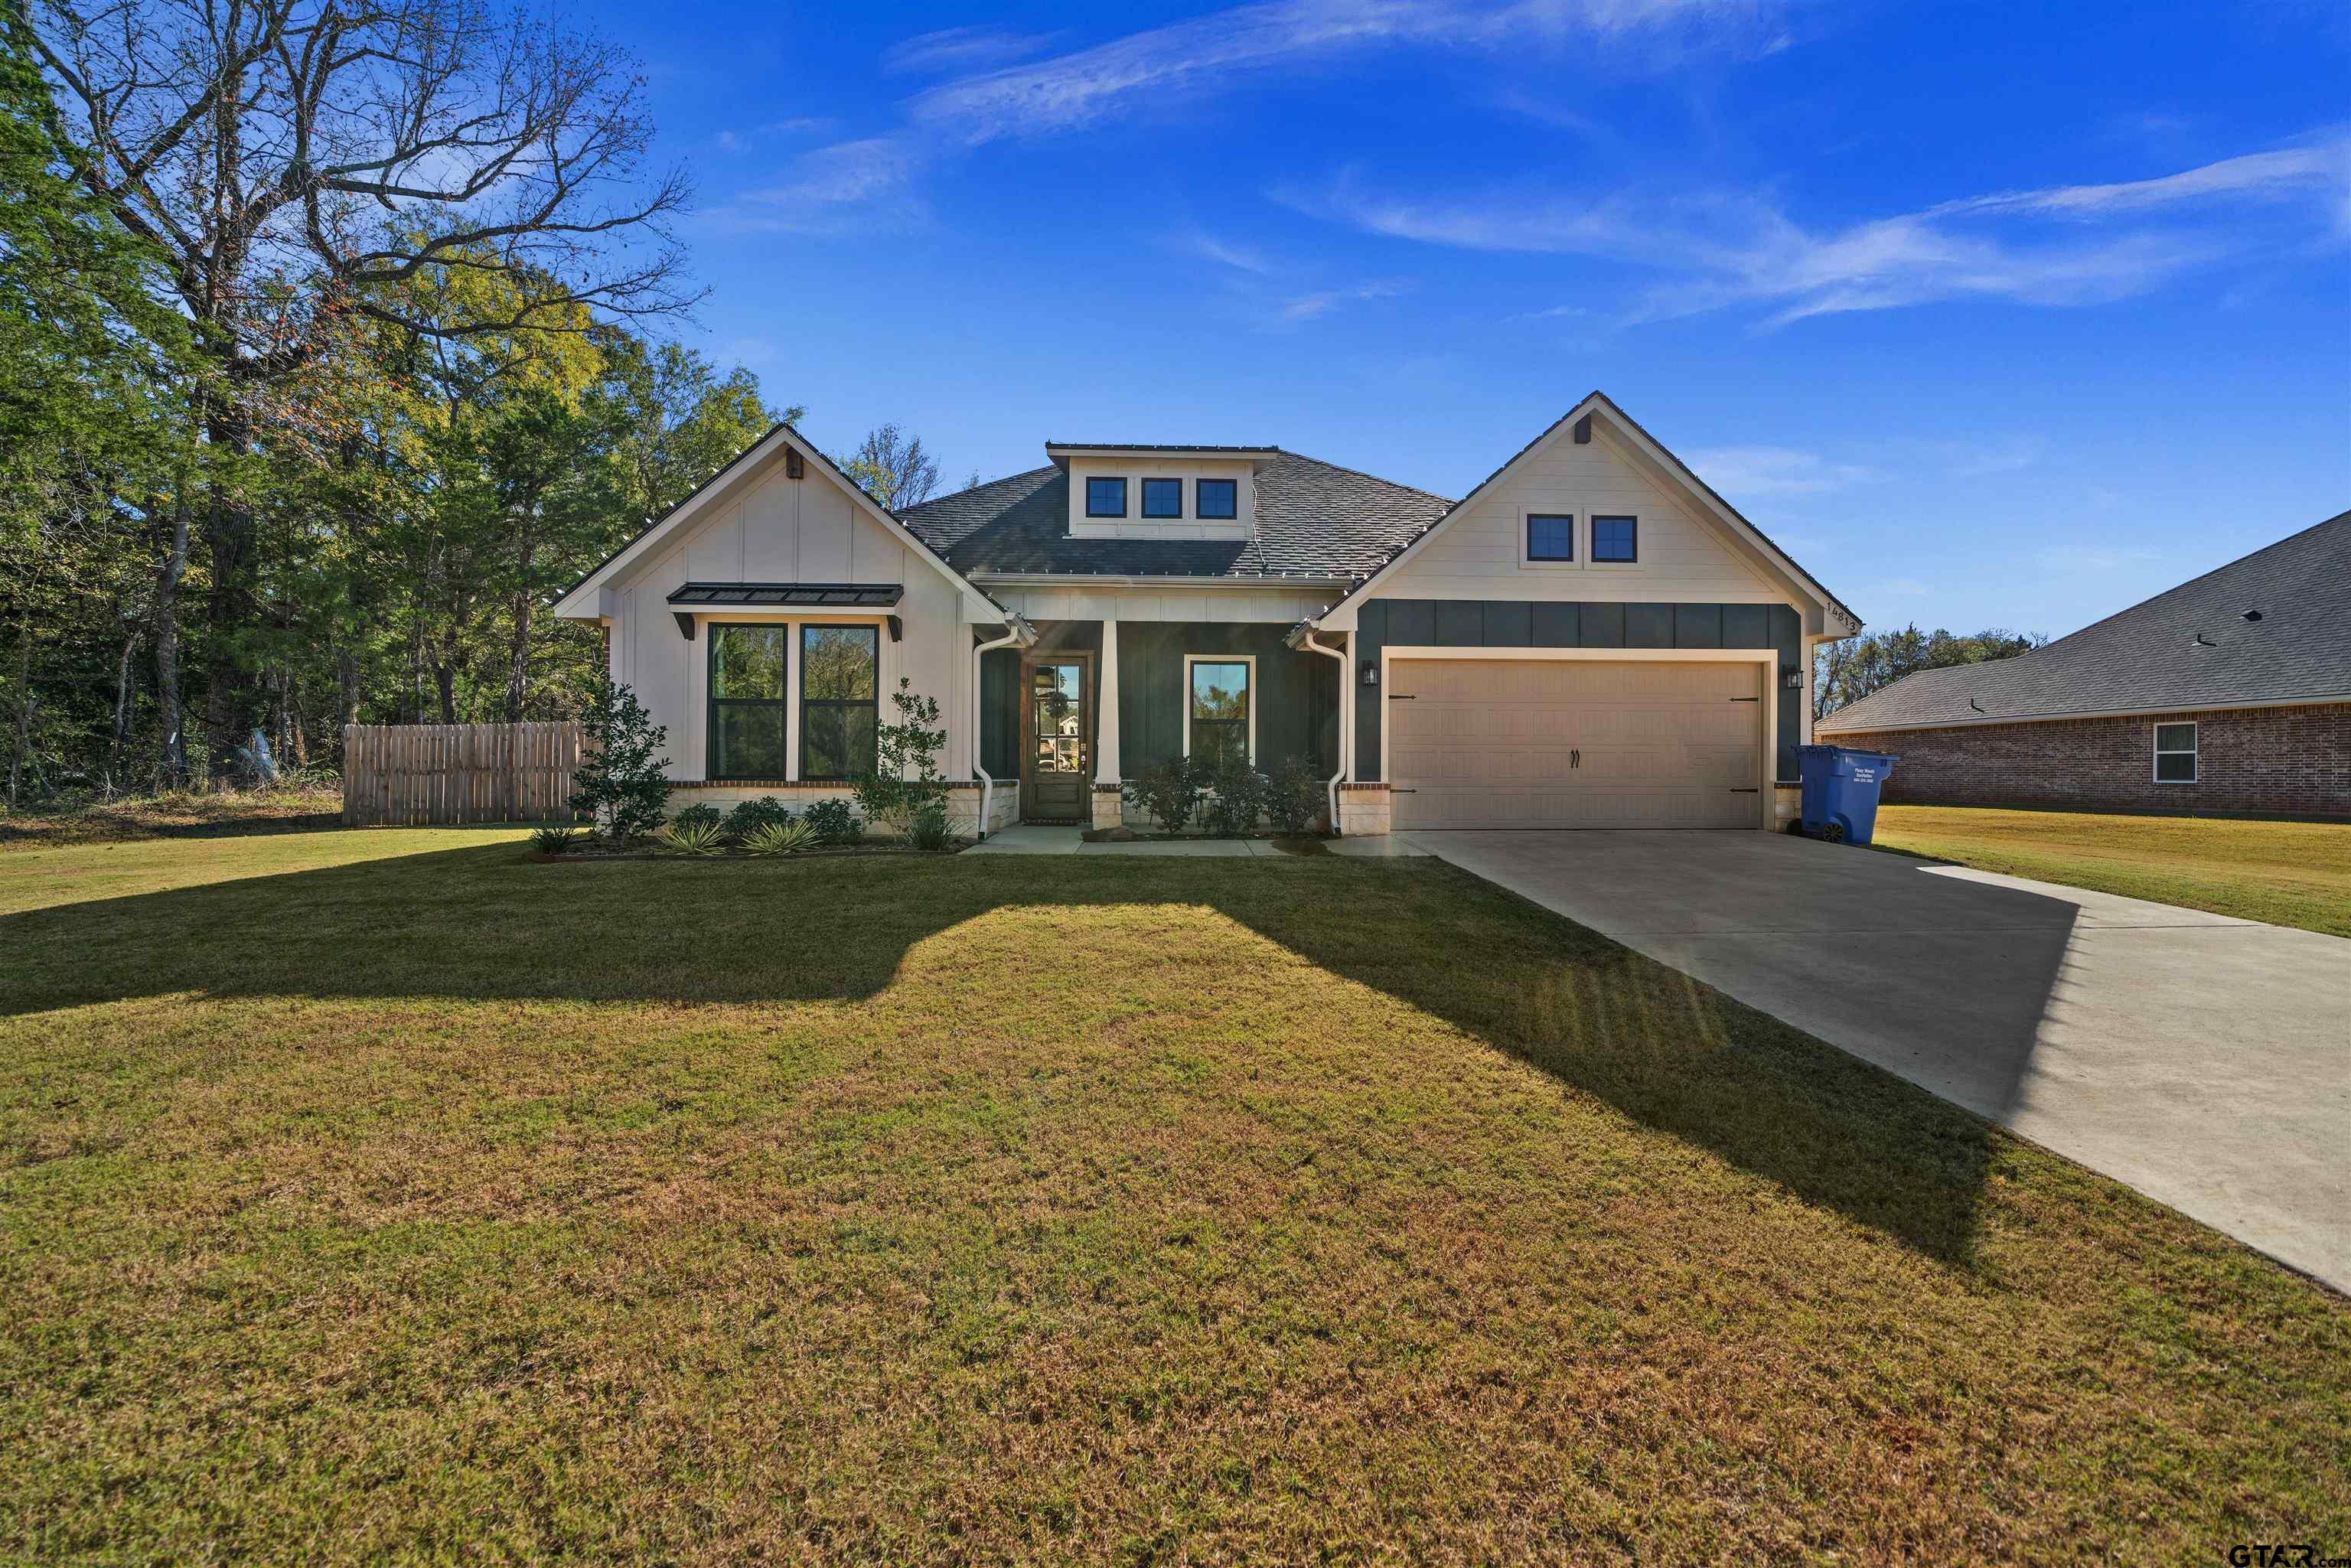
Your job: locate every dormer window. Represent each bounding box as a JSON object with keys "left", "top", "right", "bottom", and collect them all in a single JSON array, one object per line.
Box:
[
  {"left": 1084, "top": 477, "right": 1127, "bottom": 518},
  {"left": 1197, "top": 478, "right": 1237, "bottom": 520},
  {"left": 1141, "top": 478, "right": 1183, "bottom": 518}
]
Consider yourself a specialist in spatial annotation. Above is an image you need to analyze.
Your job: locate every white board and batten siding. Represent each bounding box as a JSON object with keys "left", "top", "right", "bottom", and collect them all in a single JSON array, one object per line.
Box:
[{"left": 603, "top": 448, "right": 973, "bottom": 783}]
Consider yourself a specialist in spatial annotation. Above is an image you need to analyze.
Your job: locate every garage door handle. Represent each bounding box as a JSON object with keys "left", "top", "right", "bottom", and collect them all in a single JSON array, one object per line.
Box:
[
  {"left": 1387, "top": 693, "right": 1417, "bottom": 699},
  {"left": 1729, "top": 696, "right": 1760, "bottom": 703},
  {"left": 1391, "top": 788, "right": 1417, "bottom": 794},
  {"left": 1730, "top": 787, "right": 1759, "bottom": 793}
]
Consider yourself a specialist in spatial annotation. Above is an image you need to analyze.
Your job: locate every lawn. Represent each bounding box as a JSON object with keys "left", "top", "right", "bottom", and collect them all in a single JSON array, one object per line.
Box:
[
  {"left": 1871, "top": 804, "right": 2351, "bottom": 937},
  {"left": 1, "top": 829, "right": 2343, "bottom": 1563}
]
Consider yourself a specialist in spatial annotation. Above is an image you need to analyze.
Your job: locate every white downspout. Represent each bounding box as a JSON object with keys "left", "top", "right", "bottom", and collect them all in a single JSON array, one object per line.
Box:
[
  {"left": 971, "top": 622, "right": 1022, "bottom": 838},
  {"left": 1299, "top": 628, "right": 1350, "bottom": 836}
]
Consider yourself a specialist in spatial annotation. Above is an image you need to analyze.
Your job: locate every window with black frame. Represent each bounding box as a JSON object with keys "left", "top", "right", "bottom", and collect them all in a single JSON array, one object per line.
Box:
[
  {"left": 1141, "top": 478, "right": 1183, "bottom": 518},
  {"left": 1189, "top": 659, "right": 1251, "bottom": 768},
  {"left": 801, "top": 624, "right": 879, "bottom": 778},
  {"left": 1195, "top": 478, "right": 1237, "bottom": 520},
  {"left": 709, "top": 625, "right": 791, "bottom": 779}
]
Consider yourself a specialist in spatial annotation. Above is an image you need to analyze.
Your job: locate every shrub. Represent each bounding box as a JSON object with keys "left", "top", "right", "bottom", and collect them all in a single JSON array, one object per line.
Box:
[
  {"left": 1122, "top": 757, "right": 1204, "bottom": 835},
  {"left": 742, "top": 817, "right": 817, "bottom": 856},
  {"left": 1265, "top": 755, "right": 1324, "bottom": 836},
  {"left": 853, "top": 678, "right": 951, "bottom": 838},
  {"left": 906, "top": 800, "right": 954, "bottom": 852},
  {"left": 722, "top": 796, "right": 796, "bottom": 841},
  {"left": 660, "top": 817, "right": 727, "bottom": 855},
  {"left": 530, "top": 824, "right": 579, "bottom": 854},
  {"left": 669, "top": 803, "right": 724, "bottom": 836},
  {"left": 1202, "top": 753, "right": 1267, "bottom": 837},
  {"left": 570, "top": 678, "right": 671, "bottom": 839},
  {"left": 804, "top": 797, "right": 861, "bottom": 846}
]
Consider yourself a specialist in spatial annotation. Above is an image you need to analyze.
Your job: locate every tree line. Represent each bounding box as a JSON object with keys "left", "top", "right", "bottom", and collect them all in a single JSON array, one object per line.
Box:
[
  {"left": 1815, "top": 624, "right": 2048, "bottom": 719},
  {"left": 1, "top": 0, "right": 955, "bottom": 806}
]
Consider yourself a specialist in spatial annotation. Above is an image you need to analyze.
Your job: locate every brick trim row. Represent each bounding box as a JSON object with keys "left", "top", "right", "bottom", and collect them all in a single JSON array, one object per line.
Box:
[{"left": 1831, "top": 702, "right": 2350, "bottom": 817}]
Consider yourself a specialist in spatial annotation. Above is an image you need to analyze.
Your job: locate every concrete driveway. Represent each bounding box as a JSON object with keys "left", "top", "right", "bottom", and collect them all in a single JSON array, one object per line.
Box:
[{"left": 1404, "top": 830, "right": 2351, "bottom": 1292}]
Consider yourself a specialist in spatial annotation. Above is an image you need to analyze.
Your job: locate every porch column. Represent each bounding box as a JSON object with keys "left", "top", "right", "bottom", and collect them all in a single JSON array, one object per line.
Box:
[{"left": 1093, "top": 617, "right": 1123, "bottom": 828}]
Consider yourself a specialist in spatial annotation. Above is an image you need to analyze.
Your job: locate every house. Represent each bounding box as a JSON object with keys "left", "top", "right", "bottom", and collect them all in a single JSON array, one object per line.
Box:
[
  {"left": 1817, "top": 511, "right": 2351, "bottom": 817},
  {"left": 549, "top": 391, "right": 1860, "bottom": 836}
]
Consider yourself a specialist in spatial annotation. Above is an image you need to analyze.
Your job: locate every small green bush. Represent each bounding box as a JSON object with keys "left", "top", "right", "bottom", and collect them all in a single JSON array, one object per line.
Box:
[
  {"left": 669, "top": 803, "right": 724, "bottom": 836},
  {"left": 742, "top": 818, "right": 817, "bottom": 856},
  {"left": 1202, "top": 754, "right": 1268, "bottom": 837},
  {"left": 722, "top": 796, "right": 796, "bottom": 841},
  {"left": 803, "top": 797, "right": 861, "bottom": 846},
  {"left": 529, "top": 824, "right": 579, "bottom": 854},
  {"left": 906, "top": 801, "right": 954, "bottom": 852},
  {"left": 569, "top": 678, "right": 671, "bottom": 839},
  {"left": 660, "top": 817, "right": 727, "bottom": 856},
  {"left": 1265, "top": 755, "right": 1324, "bottom": 836},
  {"left": 1122, "top": 758, "right": 1205, "bottom": 834}
]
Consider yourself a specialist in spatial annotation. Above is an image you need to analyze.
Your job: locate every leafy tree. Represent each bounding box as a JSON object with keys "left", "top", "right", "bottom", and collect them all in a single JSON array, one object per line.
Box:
[
  {"left": 840, "top": 423, "right": 940, "bottom": 511},
  {"left": 1815, "top": 624, "right": 2046, "bottom": 719},
  {"left": 853, "top": 677, "right": 950, "bottom": 838},
  {"left": 569, "top": 677, "right": 668, "bottom": 838}
]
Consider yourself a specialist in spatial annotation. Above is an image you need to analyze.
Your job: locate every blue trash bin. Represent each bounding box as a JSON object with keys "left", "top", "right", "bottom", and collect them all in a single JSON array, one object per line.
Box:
[{"left": 1796, "top": 745, "right": 1898, "bottom": 845}]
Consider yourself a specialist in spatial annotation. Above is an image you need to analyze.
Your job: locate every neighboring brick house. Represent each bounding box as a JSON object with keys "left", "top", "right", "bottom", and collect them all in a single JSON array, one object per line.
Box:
[{"left": 1817, "top": 510, "right": 2351, "bottom": 817}]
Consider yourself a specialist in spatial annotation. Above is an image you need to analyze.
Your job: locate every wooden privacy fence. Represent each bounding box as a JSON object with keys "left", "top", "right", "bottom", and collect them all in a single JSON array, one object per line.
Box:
[{"left": 342, "top": 722, "right": 585, "bottom": 826}]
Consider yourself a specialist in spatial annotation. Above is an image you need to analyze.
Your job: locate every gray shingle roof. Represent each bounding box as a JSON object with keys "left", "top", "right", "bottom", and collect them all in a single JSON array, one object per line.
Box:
[
  {"left": 1820, "top": 510, "right": 2351, "bottom": 732},
  {"left": 898, "top": 454, "right": 1453, "bottom": 579}
]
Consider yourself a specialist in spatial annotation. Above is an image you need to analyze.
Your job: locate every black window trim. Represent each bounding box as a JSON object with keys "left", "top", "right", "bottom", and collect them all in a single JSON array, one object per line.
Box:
[
  {"left": 1195, "top": 476, "right": 1239, "bottom": 521},
  {"left": 1139, "top": 476, "right": 1185, "bottom": 519},
  {"left": 1184, "top": 653, "right": 1256, "bottom": 766},
  {"left": 1592, "top": 513, "right": 1639, "bottom": 564},
  {"left": 1084, "top": 475, "right": 1129, "bottom": 518},
  {"left": 2152, "top": 720, "right": 2198, "bottom": 784},
  {"left": 706, "top": 621, "right": 794, "bottom": 782},
  {"left": 1525, "top": 510, "right": 1577, "bottom": 563},
  {"left": 798, "top": 621, "right": 882, "bottom": 782}
]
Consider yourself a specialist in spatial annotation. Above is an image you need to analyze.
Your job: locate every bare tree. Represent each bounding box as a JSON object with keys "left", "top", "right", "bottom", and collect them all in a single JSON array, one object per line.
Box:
[
  {"left": 842, "top": 423, "right": 940, "bottom": 511},
  {"left": 25, "top": 0, "right": 695, "bottom": 771}
]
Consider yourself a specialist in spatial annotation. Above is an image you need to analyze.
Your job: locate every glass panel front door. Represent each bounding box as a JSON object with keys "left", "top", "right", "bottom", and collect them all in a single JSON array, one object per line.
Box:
[{"left": 1022, "top": 659, "right": 1091, "bottom": 822}]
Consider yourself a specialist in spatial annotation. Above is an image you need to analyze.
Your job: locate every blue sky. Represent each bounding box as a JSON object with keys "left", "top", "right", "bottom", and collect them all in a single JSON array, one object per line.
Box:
[{"left": 576, "top": 0, "right": 2348, "bottom": 640}]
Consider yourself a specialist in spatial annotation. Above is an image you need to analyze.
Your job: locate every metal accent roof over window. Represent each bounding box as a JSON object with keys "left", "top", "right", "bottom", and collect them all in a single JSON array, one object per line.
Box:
[{"left": 666, "top": 582, "right": 904, "bottom": 608}]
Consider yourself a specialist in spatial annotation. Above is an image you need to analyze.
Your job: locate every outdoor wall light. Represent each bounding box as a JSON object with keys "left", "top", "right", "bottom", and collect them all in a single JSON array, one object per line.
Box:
[
  {"left": 1361, "top": 662, "right": 1379, "bottom": 686},
  {"left": 1782, "top": 663, "right": 1802, "bottom": 689}
]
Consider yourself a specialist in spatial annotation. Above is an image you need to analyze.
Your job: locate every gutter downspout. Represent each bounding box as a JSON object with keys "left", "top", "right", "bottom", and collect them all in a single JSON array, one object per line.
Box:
[
  {"left": 971, "top": 622, "right": 1024, "bottom": 838},
  {"left": 1299, "top": 628, "right": 1349, "bottom": 836}
]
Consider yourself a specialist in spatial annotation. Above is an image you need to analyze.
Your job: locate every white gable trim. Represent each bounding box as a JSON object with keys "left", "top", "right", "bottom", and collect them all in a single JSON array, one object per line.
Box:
[
  {"left": 549, "top": 424, "right": 1006, "bottom": 624},
  {"left": 1312, "top": 393, "right": 1860, "bottom": 637}
]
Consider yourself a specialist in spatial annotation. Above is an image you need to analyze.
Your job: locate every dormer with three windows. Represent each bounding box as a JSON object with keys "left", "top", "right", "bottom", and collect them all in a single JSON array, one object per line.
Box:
[{"left": 1048, "top": 445, "right": 1277, "bottom": 540}]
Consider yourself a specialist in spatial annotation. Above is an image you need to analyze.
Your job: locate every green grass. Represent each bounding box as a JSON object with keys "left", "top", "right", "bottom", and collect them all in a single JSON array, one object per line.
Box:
[
  {"left": 1, "top": 828, "right": 2343, "bottom": 1562},
  {"left": 1872, "top": 804, "right": 2351, "bottom": 936}
]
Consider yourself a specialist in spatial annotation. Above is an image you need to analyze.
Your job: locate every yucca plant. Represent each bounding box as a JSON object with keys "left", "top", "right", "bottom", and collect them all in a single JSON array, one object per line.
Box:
[
  {"left": 660, "top": 818, "right": 728, "bottom": 856},
  {"left": 742, "top": 818, "right": 818, "bottom": 856},
  {"left": 530, "top": 824, "right": 579, "bottom": 855}
]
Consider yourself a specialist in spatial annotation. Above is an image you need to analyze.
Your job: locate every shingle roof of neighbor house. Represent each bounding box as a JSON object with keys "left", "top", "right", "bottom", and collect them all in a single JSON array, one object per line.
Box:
[
  {"left": 898, "top": 454, "right": 1454, "bottom": 579},
  {"left": 1820, "top": 510, "right": 2351, "bottom": 732}
]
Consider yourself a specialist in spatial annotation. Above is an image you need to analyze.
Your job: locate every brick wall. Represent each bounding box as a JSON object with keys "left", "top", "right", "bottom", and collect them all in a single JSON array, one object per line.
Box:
[{"left": 1823, "top": 703, "right": 2351, "bottom": 817}]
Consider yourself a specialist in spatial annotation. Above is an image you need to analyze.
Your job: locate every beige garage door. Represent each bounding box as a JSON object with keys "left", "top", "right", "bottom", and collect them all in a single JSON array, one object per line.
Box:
[{"left": 1388, "top": 658, "right": 1765, "bottom": 830}]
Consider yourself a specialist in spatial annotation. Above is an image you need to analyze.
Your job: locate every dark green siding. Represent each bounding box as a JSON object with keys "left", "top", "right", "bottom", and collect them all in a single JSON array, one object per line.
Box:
[
  {"left": 1352, "top": 598, "right": 1805, "bottom": 783},
  {"left": 980, "top": 621, "right": 1336, "bottom": 780}
]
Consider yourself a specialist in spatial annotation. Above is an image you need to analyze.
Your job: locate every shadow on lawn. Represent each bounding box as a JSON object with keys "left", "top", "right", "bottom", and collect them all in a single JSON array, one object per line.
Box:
[{"left": 0, "top": 840, "right": 2014, "bottom": 1267}]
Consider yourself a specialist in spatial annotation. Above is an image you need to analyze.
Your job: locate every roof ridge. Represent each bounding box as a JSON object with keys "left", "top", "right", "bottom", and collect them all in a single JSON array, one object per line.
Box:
[{"left": 1273, "top": 449, "right": 1454, "bottom": 506}]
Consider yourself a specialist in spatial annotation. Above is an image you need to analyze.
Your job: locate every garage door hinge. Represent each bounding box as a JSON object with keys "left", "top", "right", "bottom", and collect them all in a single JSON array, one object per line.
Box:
[
  {"left": 1730, "top": 787, "right": 1760, "bottom": 793},
  {"left": 1391, "top": 788, "right": 1417, "bottom": 794},
  {"left": 1729, "top": 696, "right": 1760, "bottom": 702},
  {"left": 1387, "top": 693, "right": 1417, "bottom": 699}
]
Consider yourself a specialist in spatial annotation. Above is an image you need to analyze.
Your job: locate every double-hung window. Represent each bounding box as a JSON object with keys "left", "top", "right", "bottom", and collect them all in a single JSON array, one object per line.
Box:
[
  {"left": 1592, "top": 515, "right": 1639, "bottom": 562},
  {"left": 1196, "top": 478, "right": 1238, "bottom": 520},
  {"left": 2153, "top": 722, "right": 2197, "bottom": 783},
  {"left": 1141, "top": 478, "right": 1183, "bottom": 518},
  {"left": 1526, "top": 513, "right": 1575, "bottom": 562},
  {"left": 709, "top": 625, "right": 791, "bottom": 779},
  {"left": 801, "top": 624, "right": 879, "bottom": 779},
  {"left": 1085, "top": 476, "right": 1127, "bottom": 517},
  {"left": 1186, "top": 657, "right": 1253, "bottom": 768}
]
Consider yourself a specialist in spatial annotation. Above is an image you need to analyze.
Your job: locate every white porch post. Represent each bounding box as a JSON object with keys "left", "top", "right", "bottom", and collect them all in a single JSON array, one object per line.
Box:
[{"left": 1093, "top": 617, "right": 1123, "bottom": 827}]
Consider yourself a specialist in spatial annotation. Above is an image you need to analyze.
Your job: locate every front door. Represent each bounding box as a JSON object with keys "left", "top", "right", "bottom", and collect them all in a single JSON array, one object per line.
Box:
[{"left": 1022, "top": 655, "right": 1091, "bottom": 822}]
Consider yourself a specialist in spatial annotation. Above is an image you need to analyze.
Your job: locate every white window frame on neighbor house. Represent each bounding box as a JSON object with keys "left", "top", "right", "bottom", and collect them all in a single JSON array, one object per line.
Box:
[
  {"left": 1518, "top": 508, "right": 1578, "bottom": 569},
  {"left": 2153, "top": 720, "right": 2198, "bottom": 784},
  {"left": 1182, "top": 653, "right": 1257, "bottom": 764}
]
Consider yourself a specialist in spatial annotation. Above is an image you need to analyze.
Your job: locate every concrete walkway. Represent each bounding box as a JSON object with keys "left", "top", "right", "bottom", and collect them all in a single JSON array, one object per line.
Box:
[
  {"left": 967, "top": 825, "right": 1429, "bottom": 858},
  {"left": 1403, "top": 830, "right": 2351, "bottom": 1292}
]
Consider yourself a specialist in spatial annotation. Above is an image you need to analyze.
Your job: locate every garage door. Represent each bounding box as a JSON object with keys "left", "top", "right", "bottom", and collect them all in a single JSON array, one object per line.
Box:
[{"left": 1388, "top": 658, "right": 1764, "bottom": 830}]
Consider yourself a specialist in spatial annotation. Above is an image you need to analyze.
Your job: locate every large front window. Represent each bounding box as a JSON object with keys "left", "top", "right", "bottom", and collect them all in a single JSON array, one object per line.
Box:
[
  {"left": 709, "top": 625, "right": 791, "bottom": 779},
  {"left": 801, "top": 624, "right": 879, "bottom": 778},
  {"left": 1187, "top": 657, "right": 1252, "bottom": 768}
]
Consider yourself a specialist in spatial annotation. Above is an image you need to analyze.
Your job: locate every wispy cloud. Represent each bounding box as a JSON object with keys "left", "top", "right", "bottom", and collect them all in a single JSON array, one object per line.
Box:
[
  {"left": 1286, "top": 132, "right": 2351, "bottom": 325},
  {"left": 1280, "top": 279, "right": 1410, "bottom": 321},
  {"left": 707, "top": 138, "right": 930, "bottom": 235},
  {"left": 1686, "top": 445, "right": 1881, "bottom": 496},
  {"left": 712, "top": 118, "right": 831, "bottom": 154},
  {"left": 1180, "top": 232, "right": 1278, "bottom": 275},
  {"left": 882, "top": 25, "right": 1065, "bottom": 77},
  {"left": 2035, "top": 543, "right": 2162, "bottom": 573}
]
